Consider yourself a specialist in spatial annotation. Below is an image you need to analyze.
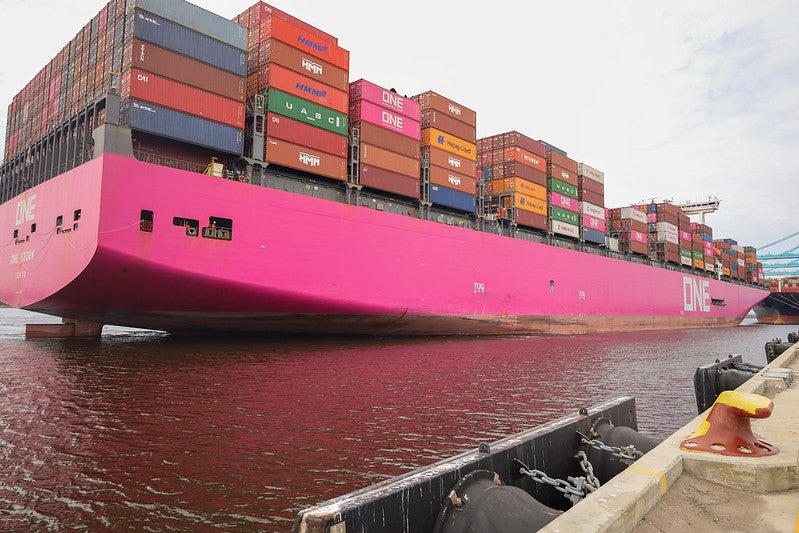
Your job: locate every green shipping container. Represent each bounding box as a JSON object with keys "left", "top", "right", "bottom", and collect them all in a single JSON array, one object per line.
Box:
[
  {"left": 680, "top": 248, "right": 692, "bottom": 258},
  {"left": 547, "top": 178, "right": 578, "bottom": 199},
  {"left": 692, "top": 250, "right": 703, "bottom": 260},
  {"left": 550, "top": 205, "right": 579, "bottom": 225},
  {"left": 265, "top": 88, "right": 348, "bottom": 136}
]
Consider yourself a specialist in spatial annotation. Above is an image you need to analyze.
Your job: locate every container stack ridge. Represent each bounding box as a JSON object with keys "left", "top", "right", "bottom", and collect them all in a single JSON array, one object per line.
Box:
[{"left": 577, "top": 163, "right": 606, "bottom": 245}]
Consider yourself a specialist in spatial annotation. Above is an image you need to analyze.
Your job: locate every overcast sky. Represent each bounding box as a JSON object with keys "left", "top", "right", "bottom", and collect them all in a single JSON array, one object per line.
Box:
[{"left": 2, "top": 0, "right": 797, "bottom": 265}]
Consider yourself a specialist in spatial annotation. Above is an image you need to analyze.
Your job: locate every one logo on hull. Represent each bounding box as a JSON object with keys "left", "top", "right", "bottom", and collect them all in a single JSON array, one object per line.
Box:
[{"left": 683, "top": 277, "right": 710, "bottom": 312}]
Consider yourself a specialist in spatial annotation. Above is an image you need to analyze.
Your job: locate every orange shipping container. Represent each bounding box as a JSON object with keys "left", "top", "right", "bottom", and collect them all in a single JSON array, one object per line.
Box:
[
  {"left": 424, "top": 145, "right": 477, "bottom": 177},
  {"left": 502, "top": 192, "right": 548, "bottom": 216},
  {"left": 261, "top": 63, "right": 348, "bottom": 113},
  {"left": 258, "top": 38, "right": 348, "bottom": 91},
  {"left": 421, "top": 128, "right": 476, "bottom": 161},
  {"left": 490, "top": 177, "right": 546, "bottom": 200},
  {"left": 354, "top": 121, "right": 420, "bottom": 159},
  {"left": 503, "top": 146, "right": 546, "bottom": 173},
  {"left": 256, "top": 14, "right": 349, "bottom": 70},
  {"left": 419, "top": 108, "right": 476, "bottom": 143},
  {"left": 428, "top": 164, "right": 477, "bottom": 195},
  {"left": 360, "top": 143, "right": 420, "bottom": 179},
  {"left": 412, "top": 91, "right": 477, "bottom": 127},
  {"left": 265, "top": 137, "right": 347, "bottom": 181}
]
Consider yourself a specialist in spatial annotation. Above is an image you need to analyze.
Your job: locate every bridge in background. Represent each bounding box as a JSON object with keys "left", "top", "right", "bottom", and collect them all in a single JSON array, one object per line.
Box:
[{"left": 758, "top": 231, "right": 799, "bottom": 277}]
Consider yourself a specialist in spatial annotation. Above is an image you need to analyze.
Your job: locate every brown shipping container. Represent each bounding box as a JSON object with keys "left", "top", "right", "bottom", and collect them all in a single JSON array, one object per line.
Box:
[
  {"left": 266, "top": 113, "right": 347, "bottom": 157},
  {"left": 579, "top": 188, "right": 605, "bottom": 208},
  {"left": 611, "top": 219, "right": 647, "bottom": 232},
  {"left": 548, "top": 150, "right": 578, "bottom": 173},
  {"left": 578, "top": 176, "right": 604, "bottom": 196},
  {"left": 130, "top": 39, "right": 245, "bottom": 101},
  {"left": 424, "top": 145, "right": 477, "bottom": 176},
  {"left": 265, "top": 137, "right": 347, "bottom": 181},
  {"left": 514, "top": 209, "right": 548, "bottom": 230},
  {"left": 359, "top": 164, "right": 420, "bottom": 198},
  {"left": 499, "top": 131, "right": 547, "bottom": 157},
  {"left": 503, "top": 147, "right": 547, "bottom": 174},
  {"left": 354, "top": 121, "right": 420, "bottom": 159},
  {"left": 360, "top": 143, "right": 420, "bottom": 179},
  {"left": 429, "top": 164, "right": 477, "bottom": 195},
  {"left": 259, "top": 38, "right": 348, "bottom": 91},
  {"left": 548, "top": 163, "right": 577, "bottom": 185},
  {"left": 411, "top": 91, "right": 477, "bottom": 128},
  {"left": 419, "top": 109, "right": 476, "bottom": 143},
  {"left": 487, "top": 161, "right": 547, "bottom": 186}
]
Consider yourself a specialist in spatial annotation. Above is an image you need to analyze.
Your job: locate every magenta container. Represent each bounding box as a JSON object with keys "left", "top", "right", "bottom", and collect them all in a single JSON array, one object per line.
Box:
[
  {"left": 679, "top": 229, "right": 692, "bottom": 241},
  {"left": 350, "top": 100, "right": 421, "bottom": 140},
  {"left": 582, "top": 214, "right": 606, "bottom": 232},
  {"left": 549, "top": 191, "right": 579, "bottom": 213},
  {"left": 349, "top": 79, "right": 420, "bottom": 120}
]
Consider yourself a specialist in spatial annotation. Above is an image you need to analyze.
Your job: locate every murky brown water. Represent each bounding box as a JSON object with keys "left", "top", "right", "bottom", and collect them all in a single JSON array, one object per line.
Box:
[{"left": 0, "top": 308, "right": 792, "bottom": 530}]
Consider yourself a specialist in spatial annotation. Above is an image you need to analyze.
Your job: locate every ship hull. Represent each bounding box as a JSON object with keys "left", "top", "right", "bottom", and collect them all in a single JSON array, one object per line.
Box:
[
  {"left": 1, "top": 154, "right": 769, "bottom": 335},
  {"left": 752, "top": 292, "right": 799, "bottom": 325}
]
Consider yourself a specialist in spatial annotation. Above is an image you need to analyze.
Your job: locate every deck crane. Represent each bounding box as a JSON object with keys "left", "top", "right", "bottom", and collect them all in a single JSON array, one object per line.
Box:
[{"left": 676, "top": 196, "right": 720, "bottom": 224}]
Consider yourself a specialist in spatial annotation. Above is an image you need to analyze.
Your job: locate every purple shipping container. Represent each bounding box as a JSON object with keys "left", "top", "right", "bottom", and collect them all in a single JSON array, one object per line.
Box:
[
  {"left": 349, "top": 79, "right": 420, "bottom": 120},
  {"left": 134, "top": 9, "right": 246, "bottom": 76},
  {"left": 350, "top": 99, "right": 421, "bottom": 140},
  {"left": 126, "top": 99, "right": 243, "bottom": 154}
]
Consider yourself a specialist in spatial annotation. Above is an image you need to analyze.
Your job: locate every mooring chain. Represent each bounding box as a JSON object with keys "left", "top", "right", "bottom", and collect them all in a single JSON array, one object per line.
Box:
[
  {"left": 579, "top": 434, "right": 643, "bottom": 464},
  {"left": 514, "top": 457, "right": 599, "bottom": 505}
]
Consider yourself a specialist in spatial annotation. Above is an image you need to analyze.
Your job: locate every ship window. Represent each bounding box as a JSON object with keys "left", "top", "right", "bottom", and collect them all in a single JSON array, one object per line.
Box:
[
  {"left": 711, "top": 298, "right": 726, "bottom": 307},
  {"left": 31, "top": 223, "right": 36, "bottom": 233},
  {"left": 74, "top": 209, "right": 81, "bottom": 221},
  {"left": 140, "top": 210, "right": 154, "bottom": 232},
  {"left": 13, "top": 229, "right": 18, "bottom": 239},
  {"left": 56, "top": 215, "right": 63, "bottom": 226},
  {"left": 202, "top": 216, "right": 232, "bottom": 241},
  {"left": 173, "top": 217, "right": 199, "bottom": 237},
  {"left": 549, "top": 280, "right": 555, "bottom": 293}
]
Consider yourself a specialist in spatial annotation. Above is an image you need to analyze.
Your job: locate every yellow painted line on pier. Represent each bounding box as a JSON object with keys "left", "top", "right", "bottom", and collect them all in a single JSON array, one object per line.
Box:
[{"left": 627, "top": 465, "right": 667, "bottom": 495}]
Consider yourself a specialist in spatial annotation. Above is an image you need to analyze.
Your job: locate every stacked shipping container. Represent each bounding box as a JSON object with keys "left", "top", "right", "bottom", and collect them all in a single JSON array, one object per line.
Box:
[
  {"left": 349, "top": 79, "right": 421, "bottom": 198},
  {"left": 234, "top": 2, "right": 350, "bottom": 181},
  {"left": 412, "top": 92, "right": 477, "bottom": 213},
  {"left": 547, "top": 149, "right": 580, "bottom": 238},
  {"left": 608, "top": 206, "right": 648, "bottom": 255},
  {"left": 577, "top": 163, "right": 606, "bottom": 244}
]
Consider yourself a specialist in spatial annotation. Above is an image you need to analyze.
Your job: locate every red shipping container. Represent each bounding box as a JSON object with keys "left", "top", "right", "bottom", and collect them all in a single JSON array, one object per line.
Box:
[
  {"left": 240, "top": 3, "right": 338, "bottom": 44},
  {"left": 579, "top": 188, "right": 604, "bottom": 208},
  {"left": 360, "top": 143, "right": 420, "bottom": 179},
  {"left": 489, "top": 161, "right": 546, "bottom": 186},
  {"left": 265, "top": 113, "right": 347, "bottom": 157},
  {"left": 424, "top": 145, "right": 477, "bottom": 177},
  {"left": 411, "top": 91, "right": 477, "bottom": 128},
  {"left": 353, "top": 121, "right": 419, "bottom": 159},
  {"left": 264, "top": 137, "right": 347, "bottom": 181},
  {"left": 547, "top": 150, "right": 578, "bottom": 173},
  {"left": 130, "top": 39, "right": 245, "bottom": 102},
  {"left": 514, "top": 209, "right": 548, "bottom": 230},
  {"left": 419, "top": 108, "right": 476, "bottom": 143},
  {"left": 503, "top": 146, "right": 546, "bottom": 173},
  {"left": 259, "top": 38, "right": 348, "bottom": 91},
  {"left": 359, "top": 164, "right": 420, "bottom": 199},
  {"left": 128, "top": 69, "right": 245, "bottom": 128},
  {"left": 548, "top": 162, "right": 577, "bottom": 185},
  {"left": 256, "top": 14, "right": 349, "bottom": 70},
  {"left": 578, "top": 176, "right": 604, "bottom": 196},
  {"left": 429, "top": 164, "right": 477, "bottom": 195},
  {"left": 262, "top": 63, "right": 348, "bottom": 113}
]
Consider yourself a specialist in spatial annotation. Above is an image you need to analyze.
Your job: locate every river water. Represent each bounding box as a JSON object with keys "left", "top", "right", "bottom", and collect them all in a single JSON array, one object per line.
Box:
[{"left": 0, "top": 308, "right": 794, "bottom": 531}]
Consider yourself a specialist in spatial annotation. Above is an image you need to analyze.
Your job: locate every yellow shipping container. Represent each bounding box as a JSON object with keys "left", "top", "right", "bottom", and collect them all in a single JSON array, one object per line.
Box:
[
  {"left": 501, "top": 192, "right": 548, "bottom": 215},
  {"left": 421, "top": 127, "right": 476, "bottom": 161},
  {"left": 693, "top": 258, "right": 704, "bottom": 269},
  {"left": 491, "top": 177, "right": 546, "bottom": 200}
]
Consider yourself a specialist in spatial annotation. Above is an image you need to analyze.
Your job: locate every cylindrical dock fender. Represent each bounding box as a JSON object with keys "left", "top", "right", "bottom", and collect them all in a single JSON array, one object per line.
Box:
[
  {"left": 433, "top": 470, "right": 562, "bottom": 533},
  {"left": 588, "top": 419, "right": 661, "bottom": 483},
  {"left": 765, "top": 339, "right": 792, "bottom": 363}
]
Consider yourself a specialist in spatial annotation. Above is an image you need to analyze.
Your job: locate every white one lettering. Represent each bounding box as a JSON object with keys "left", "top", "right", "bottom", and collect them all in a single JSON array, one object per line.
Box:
[
  {"left": 382, "top": 91, "right": 403, "bottom": 111},
  {"left": 683, "top": 277, "right": 710, "bottom": 312},
  {"left": 381, "top": 110, "right": 403, "bottom": 129},
  {"left": 15, "top": 194, "right": 36, "bottom": 225}
]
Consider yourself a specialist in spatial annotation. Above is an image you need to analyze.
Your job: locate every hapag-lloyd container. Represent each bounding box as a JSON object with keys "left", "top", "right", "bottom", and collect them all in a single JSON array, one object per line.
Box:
[
  {"left": 265, "top": 113, "right": 347, "bottom": 157},
  {"left": 419, "top": 109, "right": 476, "bottom": 143},
  {"left": 138, "top": 0, "right": 247, "bottom": 50},
  {"left": 353, "top": 121, "right": 419, "bottom": 159},
  {"left": 551, "top": 220, "right": 580, "bottom": 239},
  {"left": 549, "top": 191, "right": 579, "bottom": 213},
  {"left": 490, "top": 177, "right": 546, "bottom": 200},
  {"left": 429, "top": 184, "right": 476, "bottom": 213},
  {"left": 265, "top": 88, "right": 347, "bottom": 136},
  {"left": 349, "top": 79, "right": 420, "bottom": 121},
  {"left": 258, "top": 38, "right": 348, "bottom": 91},
  {"left": 428, "top": 164, "right": 477, "bottom": 195},
  {"left": 412, "top": 91, "right": 477, "bottom": 128},
  {"left": 262, "top": 63, "right": 348, "bottom": 113},
  {"left": 359, "top": 164, "right": 420, "bottom": 198},
  {"left": 255, "top": 13, "right": 349, "bottom": 70},
  {"left": 582, "top": 214, "right": 606, "bottom": 232},
  {"left": 128, "top": 69, "right": 245, "bottom": 128},
  {"left": 350, "top": 100, "right": 421, "bottom": 139},
  {"left": 360, "top": 143, "right": 420, "bottom": 178},
  {"left": 423, "top": 146, "right": 476, "bottom": 177},
  {"left": 577, "top": 162, "right": 604, "bottom": 184},
  {"left": 130, "top": 39, "right": 245, "bottom": 101},
  {"left": 548, "top": 178, "right": 578, "bottom": 200},
  {"left": 422, "top": 128, "right": 476, "bottom": 161},
  {"left": 134, "top": 10, "right": 246, "bottom": 76},
  {"left": 579, "top": 201, "right": 605, "bottom": 220},
  {"left": 550, "top": 205, "right": 579, "bottom": 225},
  {"left": 502, "top": 193, "right": 547, "bottom": 216},
  {"left": 265, "top": 137, "right": 347, "bottom": 181},
  {"left": 125, "top": 100, "right": 243, "bottom": 154}
]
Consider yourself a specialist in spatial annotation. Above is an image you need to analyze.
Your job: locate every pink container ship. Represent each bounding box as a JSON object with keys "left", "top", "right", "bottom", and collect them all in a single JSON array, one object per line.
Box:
[{"left": 0, "top": 0, "right": 768, "bottom": 337}]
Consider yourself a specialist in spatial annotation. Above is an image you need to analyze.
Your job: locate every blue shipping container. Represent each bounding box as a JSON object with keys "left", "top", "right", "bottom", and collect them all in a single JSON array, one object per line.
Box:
[
  {"left": 134, "top": 10, "right": 246, "bottom": 76},
  {"left": 136, "top": 0, "right": 247, "bottom": 50},
  {"left": 429, "top": 185, "right": 475, "bottom": 213},
  {"left": 481, "top": 166, "right": 493, "bottom": 180},
  {"left": 126, "top": 100, "right": 243, "bottom": 154},
  {"left": 582, "top": 227, "right": 606, "bottom": 244}
]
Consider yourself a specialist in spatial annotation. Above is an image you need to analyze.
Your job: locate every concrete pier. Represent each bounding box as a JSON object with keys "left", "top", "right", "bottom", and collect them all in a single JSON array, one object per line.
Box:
[{"left": 541, "top": 344, "right": 799, "bottom": 533}]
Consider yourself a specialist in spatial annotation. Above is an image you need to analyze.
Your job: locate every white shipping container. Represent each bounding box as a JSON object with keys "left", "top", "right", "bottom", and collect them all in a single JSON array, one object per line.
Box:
[
  {"left": 607, "top": 236, "right": 620, "bottom": 251},
  {"left": 580, "top": 200, "right": 605, "bottom": 219},
  {"left": 653, "top": 231, "right": 679, "bottom": 245},
  {"left": 620, "top": 207, "right": 647, "bottom": 224},
  {"left": 654, "top": 221, "right": 678, "bottom": 236},
  {"left": 551, "top": 220, "right": 580, "bottom": 238},
  {"left": 680, "top": 255, "right": 693, "bottom": 267},
  {"left": 577, "top": 162, "right": 604, "bottom": 184}
]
